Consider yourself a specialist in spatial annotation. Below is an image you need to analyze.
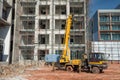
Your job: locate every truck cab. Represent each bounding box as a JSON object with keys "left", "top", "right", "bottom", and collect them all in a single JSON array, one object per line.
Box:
[{"left": 82, "top": 52, "right": 108, "bottom": 73}]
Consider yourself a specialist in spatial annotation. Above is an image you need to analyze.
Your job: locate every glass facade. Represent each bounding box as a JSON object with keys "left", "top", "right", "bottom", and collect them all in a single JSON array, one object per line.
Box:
[
  {"left": 112, "top": 16, "right": 120, "bottom": 22},
  {"left": 100, "top": 33, "right": 111, "bottom": 40},
  {"left": 100, "top": 16, "right": 109, "bottom": 22},
  {"left": 112, "top": 33, "right": 120, "bottom": 40},
  {"left": 100, "top": 33, "right": 120, "bottom": 40},
  {"left": 99, "top": 13, "right": 120, "bottom": 41},
  {"left": 100, "top": 25, "right": 110, "bottom": 30},
  {"left": 112, "top": 25, "right": 120, "bottom": 30}
]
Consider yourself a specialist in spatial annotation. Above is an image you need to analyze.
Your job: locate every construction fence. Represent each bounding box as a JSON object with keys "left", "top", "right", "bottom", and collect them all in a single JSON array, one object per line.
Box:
[{"left": 91, "top": 41, "right": 120, "bottom": 64}]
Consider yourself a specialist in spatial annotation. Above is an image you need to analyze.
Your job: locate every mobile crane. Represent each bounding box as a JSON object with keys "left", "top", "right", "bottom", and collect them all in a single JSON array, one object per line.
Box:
[{"left": 45, "top": 15, "right": 108, "bottom": 73}]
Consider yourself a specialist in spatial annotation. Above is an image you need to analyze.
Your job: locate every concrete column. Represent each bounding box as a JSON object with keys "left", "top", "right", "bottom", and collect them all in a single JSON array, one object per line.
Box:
[
  {"left": 49, "top": 0, "right": 55, "bottom": 54},
  {"left": 84, "top": 0, "right": 87, "bottom": 53},
  {"left": 67, "top": 0, "right": 70, "bottom": 16},
  {"left": 34, "top": 1, "right": 39, "bottom": 61},
  {"left": 0, "top": 0, "right": 3, "bottom": 17},
  {"left": 49, "top": 1, "right": 52, "bottom": 50}
]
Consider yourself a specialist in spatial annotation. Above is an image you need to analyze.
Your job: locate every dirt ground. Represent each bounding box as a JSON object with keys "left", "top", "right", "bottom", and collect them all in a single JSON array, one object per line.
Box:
[{"left": 20, "top": 63, "right": 120, "bottom": 80}]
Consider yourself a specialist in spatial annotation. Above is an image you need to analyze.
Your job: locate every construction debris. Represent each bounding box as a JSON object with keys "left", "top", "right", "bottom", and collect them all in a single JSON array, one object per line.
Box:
[
  {"left": 0, "top": 64, "right": 23, "bottom": 77},
  {"left": 0, "top": 62, "right": 40, "bottom": 78}
]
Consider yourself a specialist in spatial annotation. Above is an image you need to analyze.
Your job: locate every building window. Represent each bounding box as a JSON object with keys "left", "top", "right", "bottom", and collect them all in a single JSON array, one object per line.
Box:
[
  {"left": 61, "top": 24, "right": 65, "bottom": 29},
  {"left": 39, "top": 22, "right": 46, "bottom": 29},
  {"left": 39, "top": 5, "right": 50, "bottom": 15},
  {"left": 100, "top": 25, "right": 110, "bottom": 30},
  {"left": 100, "top": 16, "right": 109, "bottom": 22},
  {"left": 40, "top": 36, "right": 45, "bottom": 44},
  {"left": 38, "top": 35, "right": 49, "bottom": 44},
  {"left": 21, "top": 49, "right": 34, "bottom": 60},
  {"left": 112, "top": 25, "right": 120, "bottom": 30},
  {"left": 55, "top": 5, "right": 66, "bottom": 15},
  {"left": 23, "top": 7, "right": 35, "bottom": 15},
  {"left": 28, "top": 7, "right": 35, "bottom": 14},
  {"left": 70, "top": 38, "right": 74, "bottom": 44},
  {"left": 55, "top": 50, "right": 62, "bottom": 55},
  {"left": 112, "top": 16, "right": 120, "bottom": 22},
  {"left": 38, "top": 50, "right": 48, "bottom": 60},
  {"left": 22, "top": 21, "right": 35, "bottom": 30},
  {"left": 0, "top": 44, "right": 3, "bottom": 61},
  {"left": 112, "top": 33, "right": 120, "bottom": 40},
  {"left": 39, "top": 20, "right": 49, "bottom": 29},
  {"left": 21, "top": 35, "right": 34, "bottom": 45},
  {"left": 41, "top": 10, "right": 46, "bottom": 14},
  {"left": 61, "top": 37, "right": 64, "bottom": 44},
  {"left": 100, "top": 33, "right": 111, "bottom": 40}
]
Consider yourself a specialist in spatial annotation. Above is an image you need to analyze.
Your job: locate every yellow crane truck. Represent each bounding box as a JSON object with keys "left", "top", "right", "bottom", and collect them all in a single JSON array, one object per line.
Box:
[{"left": 45, "top": 15, "right": 108, "bottom": 73}]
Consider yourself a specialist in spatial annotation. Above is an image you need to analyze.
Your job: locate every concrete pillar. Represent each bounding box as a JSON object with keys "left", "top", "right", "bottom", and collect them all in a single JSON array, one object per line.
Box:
[
  {"left": 67, "top": 0, "right": 70, "bottom": 16},
  {"left": 84, "top": 0, "right": 87, "bottom": 53},
  {"left": 0, "top": 0, "right": 3, "bottom": 17},
  {"left": 34, "top": 1, "right": 39, "bottom": 61},
  {"left": 50, "top": 0, "right": 55, "bottom": 54}
]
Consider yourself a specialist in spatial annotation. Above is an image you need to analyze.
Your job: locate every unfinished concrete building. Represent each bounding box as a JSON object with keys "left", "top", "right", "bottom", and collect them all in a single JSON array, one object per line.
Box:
[{"left": 13, "top": 0, "right": 88, "bottom": 64}]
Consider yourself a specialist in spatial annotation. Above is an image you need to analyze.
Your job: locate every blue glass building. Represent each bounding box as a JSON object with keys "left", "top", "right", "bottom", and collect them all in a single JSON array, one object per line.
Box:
[{"left": 90, "top": 10, "right": 120, "bottom": 41}]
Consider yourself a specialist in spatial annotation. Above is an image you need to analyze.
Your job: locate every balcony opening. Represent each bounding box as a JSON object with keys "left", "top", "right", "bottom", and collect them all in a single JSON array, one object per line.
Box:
[
  {"left": 21, "top": 35, "right": 34, "bottom": 45},
  {"left": 55, "top": 20, "right": 66, "bottom": 29},
  {"left": 38, "top": 50, "right": 48, "bottom": 60},
  {"left": 55, "top": 5, "right": 66, "bottom": 15},
  {"left": 70, "top": 2, "right": 84, "bottom": 15},
  {"left": 22, "top": 21, "right": 35, "bottom": 30},
  {"left": 70, "top": 35, "right": 84, "bottom": 44},
  {"left": 38, "top": 35, "right": 49, "bottom": 44},
  {"left": 61, "top": 37, "right": 64, "bottom": 44},
  {"left": 21, "top": 49, "right": 34, "bottom": 60},
  {"left": 72, "top": 16, "right": 84, "bottom": 29},
  {"left": 61, "top": 24, "right": 65, "bottom": 29},
  {"left": 55, "top": 34, "right": 64, "bottom": 44},
  {"left": 39, "top": 19, "right": 49, "bottom": 29},
  {"left": 23, "top": 7, "right": 35, "bottom": 15},
  {"left": 39, "top": 5, "right": 50, "bottom": 15},
  {"left": 70, "top": 38, "right": 73, "bottom": 44}
]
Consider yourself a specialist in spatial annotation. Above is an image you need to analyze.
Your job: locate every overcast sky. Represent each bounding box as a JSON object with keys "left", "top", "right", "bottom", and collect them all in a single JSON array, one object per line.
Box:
[{"left": 89, "top": 0, "right": 120, "bottom": 17}]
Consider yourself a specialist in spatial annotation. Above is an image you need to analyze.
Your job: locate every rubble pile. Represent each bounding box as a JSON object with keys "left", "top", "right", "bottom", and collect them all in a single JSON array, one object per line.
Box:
[{"left": 0, "top": 63, "right": 24, "bottom": 77}]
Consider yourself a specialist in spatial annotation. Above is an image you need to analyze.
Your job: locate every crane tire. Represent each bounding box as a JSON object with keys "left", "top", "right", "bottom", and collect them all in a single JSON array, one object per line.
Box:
[
  {"left": 66, "top": 66, "right": 73, "bottom": 72},
  {"left": 92, "top": 67, "right": 100, "bottom": 74}
]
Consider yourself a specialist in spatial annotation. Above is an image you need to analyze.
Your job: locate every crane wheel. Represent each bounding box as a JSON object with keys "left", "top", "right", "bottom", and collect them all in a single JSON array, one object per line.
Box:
[
  {"left": 91, "top": 67, "right": 100, "bottom": 73},
  {"left": 66, "top": 66, "right": 73, "bottom": 72}
]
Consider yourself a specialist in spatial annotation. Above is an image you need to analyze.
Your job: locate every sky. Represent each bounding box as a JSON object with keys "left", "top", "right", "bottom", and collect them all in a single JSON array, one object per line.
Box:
[{"left": 89, "top": 0, "right": 120, "bottom": 17}]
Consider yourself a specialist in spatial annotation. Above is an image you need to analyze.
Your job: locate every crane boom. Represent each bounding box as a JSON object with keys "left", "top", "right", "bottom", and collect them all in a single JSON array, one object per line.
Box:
[{"left": 60, "top": 15, "right": 72, "bottom": 63}]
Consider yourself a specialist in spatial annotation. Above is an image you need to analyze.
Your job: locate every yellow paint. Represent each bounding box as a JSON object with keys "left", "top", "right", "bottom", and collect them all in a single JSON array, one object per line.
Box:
[
  {"left": 71, "top": 59, "right": 82, "bottom": 65},
  {"left": 89, "top": 61, "right": 106, "bottom": 65},
  {"left": 60, "top": 15, "right": 72, "bottom": 63}
]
